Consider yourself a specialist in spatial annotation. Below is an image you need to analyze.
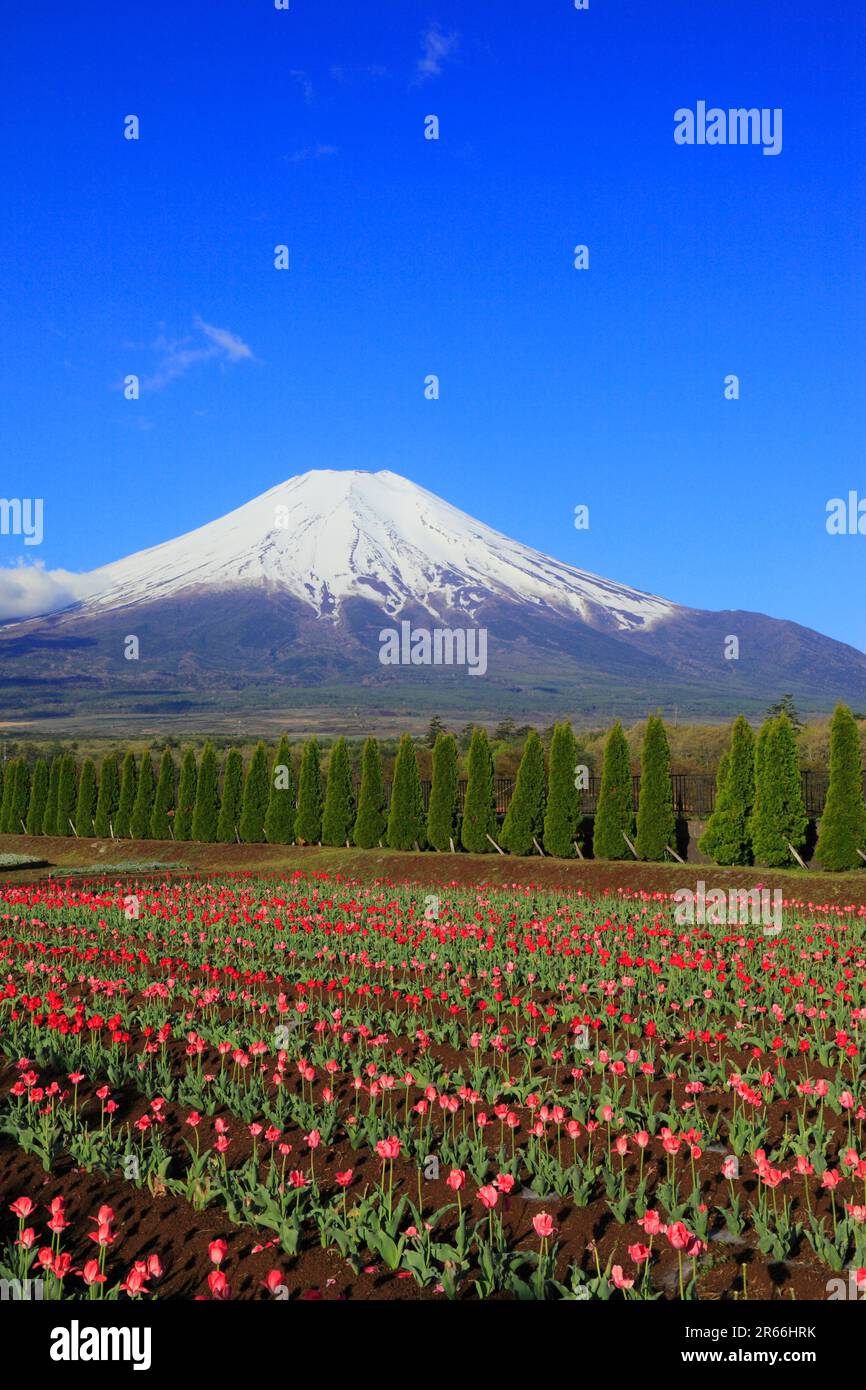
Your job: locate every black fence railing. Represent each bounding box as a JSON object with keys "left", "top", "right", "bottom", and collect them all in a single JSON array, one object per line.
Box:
[{"left": 371, "top": 770, "right": 838, "bottom": 820}]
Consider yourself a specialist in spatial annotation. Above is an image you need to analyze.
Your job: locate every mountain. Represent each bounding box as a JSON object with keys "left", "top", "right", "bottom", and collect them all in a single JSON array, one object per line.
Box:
[{"left": 2, "top": 469, "right": 865, "bottom": 728}]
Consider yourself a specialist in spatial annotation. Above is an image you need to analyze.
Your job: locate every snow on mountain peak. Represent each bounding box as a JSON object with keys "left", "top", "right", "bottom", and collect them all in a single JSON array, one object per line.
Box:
[{"left": 80, "top": 468, "right": 678, "bottom": 631}]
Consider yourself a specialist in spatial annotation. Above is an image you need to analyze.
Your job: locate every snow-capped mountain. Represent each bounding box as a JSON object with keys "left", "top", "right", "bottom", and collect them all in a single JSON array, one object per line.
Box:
[
  {"left": 2, "top": 468, "right": 866, "bottom": 724},
  {"left": 79, "top": 469, "right": 677, "bottom": 633}
]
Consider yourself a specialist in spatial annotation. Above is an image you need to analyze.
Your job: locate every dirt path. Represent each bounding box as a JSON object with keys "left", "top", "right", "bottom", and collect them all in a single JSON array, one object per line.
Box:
[{"left": 3, "top": 832, "right": 866, "bottom": 907}]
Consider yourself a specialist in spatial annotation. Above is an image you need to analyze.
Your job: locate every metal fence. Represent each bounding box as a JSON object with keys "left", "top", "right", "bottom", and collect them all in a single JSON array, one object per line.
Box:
[{"left": 376, "top": 770, "right": 837, "bottom": 819}]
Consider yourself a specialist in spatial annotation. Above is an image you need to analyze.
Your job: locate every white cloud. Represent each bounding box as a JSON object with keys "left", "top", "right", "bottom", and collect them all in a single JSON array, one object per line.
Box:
[
  {"left": 415, "top": 23, "right": 458, "bottom": 82},
  {"left": 141, "top": 317, "right": 256, "bottom": 390},
  {"left": 0, "top": 561, "right": 97, "bottom": 622},
  {"left": 286, "top": 143, "right": 338, "bottom": 164}
]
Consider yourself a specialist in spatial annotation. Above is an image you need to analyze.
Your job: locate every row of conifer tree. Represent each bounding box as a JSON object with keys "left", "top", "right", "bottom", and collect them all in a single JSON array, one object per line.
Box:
[{"left": 0, "top": 706, "right": 861, "bottom": 867}]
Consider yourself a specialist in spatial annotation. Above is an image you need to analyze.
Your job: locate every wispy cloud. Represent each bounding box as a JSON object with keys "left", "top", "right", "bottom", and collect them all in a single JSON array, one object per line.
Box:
[
  {"left": 415, "top": 22, "right": 458, "bottom": 82},
  {"left": 290, "top": 69, "right": 314, "bottom": 104},
  {"left": 140, "top": 316, "right": 256, "bottom": 391},
  {"left": 285, "top": 143, "right": 338, "bottom": 165},
  {"left": 0, "top": 561, "right": 97, "bottom": 622}
]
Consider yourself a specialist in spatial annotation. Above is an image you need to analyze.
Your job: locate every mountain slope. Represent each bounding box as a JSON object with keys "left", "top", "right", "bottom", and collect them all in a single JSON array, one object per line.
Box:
[{"left": 1, "top": 469, "right": 864, "bottom": 726}]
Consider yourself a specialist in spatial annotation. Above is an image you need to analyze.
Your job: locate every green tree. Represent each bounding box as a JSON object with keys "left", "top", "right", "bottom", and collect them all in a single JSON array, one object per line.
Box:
[
  {"left": 501, "top": 730, "right": 546, "bottom": 855},
  {"left": 427, "top": 732, "right": 460, "bottom": 851},
  {"left": 114, "top": 753, "right": 137, "bottom": 838},
  {"left": 57, "top": 754, "right": 79, "bottom": 838},
  {"left": 43, "top": 758, "right": 61, "bottom": 836},
  {"left": 217, "top": 749, "right": 245, "bottom": 842},
  {"left": 93, "top": 754, "right": 120, "bottom": 837},
  {"left": 263, "top": 737, "right": 295, "bottom": 845},
  {"left": 699, "top": 716, "right": 755, "bottom": 865},
  {"left": 352, "top": 737, "right": 386, "bottom": 848},
  {"left": 425, "top": 715, "right": 447, "bottom": 748},
  {"left": 239, "top": 742, "right": 269, "bottom": 843},
  {"left": 129, "top": 754, "right": 154, "bottom": 839},
  {"left": 321, "top": 738, "right": 354, "bottom": 846},
  {"left": 295, "top": 738, "right": 323, "bottom": 844},
  {"left": 460, "top": 728, "right": 497, "bottom": 853},
  {"left": 815, "top": 703, "right": 866, "bottom": 870},
  {"left": 10, "top": 760, "right": 31, "bottom": 834},
  {"left": 150, "top": 750, "right": 176, "bottom": 839},
  {"left": 74, "top": 759, "right": 97, "bottom": 837},
  {"left": 174, "top": 749, "right": 197, "bottom": 841},
  {"left": 387, "top": 734, "right": 425, "bottom": 850},
  {"left": 749, "top": 714, "right": 808, "bottom": 867},
  {"left": 0, "top": 758, "right": 18, "bottom": 833},
  {"left": 543, "top": 722, "right": 580, "bottom": 857},
  {"left": 26, "top": 759, "right": 49, "bottom": 835},
  {"left": 191, "top": 743, "right": 220, "bottom": 842},
  {"left": 635, "top": 715, "right": 675, "bottom": 861},
  {"left": 593, "top": 722, "right": 635, "bottom": 860}
]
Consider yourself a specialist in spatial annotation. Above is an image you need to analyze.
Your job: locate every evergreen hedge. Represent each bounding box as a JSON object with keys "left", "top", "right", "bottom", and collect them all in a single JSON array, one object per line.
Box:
[
  {"left": 322, "top": 737, "right": 355, "bottom": 846},
  {"left": 501, "top": 730, "right": 546, "bottom": 855},
  {"left": 353, "top": 737, "right": 386, "bottom": 848},
  {"left": 814, "top": 703, "right": 866, "bottom": 870},
  {"left": 635, "top": 714, "right": 675, "bottom": 861},
  {"left": 592, "top": 722, "right": 634, "bottom": 860},
  {"left": 427, "top": 732, "right": 460, "bottom": 851}
]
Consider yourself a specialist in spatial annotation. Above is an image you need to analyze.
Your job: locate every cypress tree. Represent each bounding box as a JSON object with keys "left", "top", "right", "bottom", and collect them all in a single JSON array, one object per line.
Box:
[
  {"left": 57, "top": 754, "right": 78, "bottom": 837},
  {"left": 130, "top": 753, "right": 154, "bottom": 840},
  {"left": 0, "top": 762, "right": 4, "bottom": 824},
  {"left": 352, "top": 736, "right": 386, "bottom": 848},
  {"left": 43, "top": 758, "right": 61, "bottom": 836},
  {"left": 218, "top": 748, "right": 245, "bottom": 843},
  {"left": 26, "top": 758, "right": 49, "bottom": 835},
  {"left": 263, "top": 736, "right": 295, "bottom": 845},
  {"left": 749, "top": 714, "right": 808, "bottom": 867},
  {"left": 387, "top": 733, "right": 425, "bottom": 850},
  {"left": 93, "top": 754, "right": 120, "bottom": 838},
  {"left": 150, "top": 749, "right": 176, "bottom": 839},
  {"left": 295, "top": 738, "right": 323, "bottom": 844},
  {"left": 191, "top": 742, "right": 220, "bottom": 842},
  {"left": 543, "top": 722, "right": 580, "bottom": 857},
  {"left": 635, "top": 714, "right": 675, "bottom": 861},
  {"left": 427, "top": 732, "right": 460, "bottom": 851},
  {"left": 593, "top": 722, "right": 635, "bottom": 860},
  {"left": 11, "top": 760, "right": 31, "bottom": 834},
  {"left": 460, "top": 728, "right": 497, "bottom": 853},
  {"left": 114, "top": 752, "right": 137, "bottom": 838},
  {"left": 321, "top": 737, "right": 355, "bottom": 846},
  {"left": 815, "top": 703, "right": 866, "bottom": 871},
  {"left": 174, "top": 749, "right": 197, "bottom": 841},
  {"left": 501, "top": 730, "right": 546, "bottom": 855},
  {"left": 0, "top": 758, "right": 18, "bottom": 833},
  {"left": 699, "top": 716, "right": 755, "bottom": 865},
  {"left": 238, "top": 742, "right": 269, "bottom": 843},
  {"left": 74, "top": 759, "right": 97, "bottom": 838}
]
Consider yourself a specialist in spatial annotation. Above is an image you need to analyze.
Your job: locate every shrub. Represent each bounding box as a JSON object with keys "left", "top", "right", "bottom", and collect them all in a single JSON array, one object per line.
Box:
[
  {"left": 322, "top": 737, "right": 355, "bottom": 846},
  {"left": 543, "top": 722, "right": 580, "bottom": 857},
  {"left": 130, "top": 754, "right": 155, "bottom": 840},
  {"left": 74, "top": 759, "right": 97, "bottom": 838},
  {"left": 501, "top": 730, "right": 546, "bottom": 855},
  {"left": 94, "top": 754, "right": 120, "bottom": 838},
  {"left": 295, "top": 739, "right": 323, "bottom": 844},
  {"left": 699, "top": 716, "right": 755, "bottom": 865},
  {"left": 593, "top": 722, "right": 635, "bottom": 860},
  {"left": 26, "top": 759, "right": 49, "bottom": 836},
  {"left": 749, "top": 714, "right": 808, "bottom": 867},
  {"left": 635, "top": 714, "right": 675, "bottom": 861},
  {"left": 427, "top": 732, "right": 460, "bottom": 851},
  {"left": 353, "top": 737, "right": 386, "bottom": 848},
  {"left": 814, "top": 703, "right": 866, "bottom": 871},
  {"left": 174, "top": 749, "right": 198, "bottom": 841},
  {"left": 114, "top": 753, "right": 137, "bottom": 838},
  {"left": 218, "top": 749, "right": 245, "bottom": 843},
  {"left": 387, "top": 734, "right": 425, "bottom": 851},
  {"left": 239, "top": 742, "right": 270, "bottom": 843},
  {"left": 150, "top": 750, "right": 176, "bottom": 839},
  {"left": 461, "top": 728, "right": 497, "bottom": 853}
]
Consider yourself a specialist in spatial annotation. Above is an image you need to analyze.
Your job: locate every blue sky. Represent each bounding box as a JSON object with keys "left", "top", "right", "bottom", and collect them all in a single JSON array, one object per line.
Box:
[{"left": 2, "top": 0, "right": 865, "bottom": 647}]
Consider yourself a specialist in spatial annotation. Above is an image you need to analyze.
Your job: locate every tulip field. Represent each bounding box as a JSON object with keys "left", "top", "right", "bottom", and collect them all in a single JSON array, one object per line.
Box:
[{"left": 1, "top": 870, "right": 865, "bottom": 1303}]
